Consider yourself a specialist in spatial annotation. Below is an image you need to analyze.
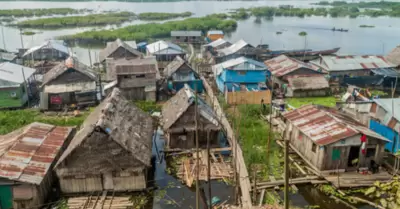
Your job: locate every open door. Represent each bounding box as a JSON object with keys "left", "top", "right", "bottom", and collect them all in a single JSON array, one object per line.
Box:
[{"left": 348, "top": 146, "right": 360, "bottom": 167}]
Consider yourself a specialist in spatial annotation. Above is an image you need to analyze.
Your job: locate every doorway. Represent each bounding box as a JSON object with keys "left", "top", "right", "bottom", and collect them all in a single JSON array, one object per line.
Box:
[{"left": 347, "top": 146, "right": 360, "bottom": 167}]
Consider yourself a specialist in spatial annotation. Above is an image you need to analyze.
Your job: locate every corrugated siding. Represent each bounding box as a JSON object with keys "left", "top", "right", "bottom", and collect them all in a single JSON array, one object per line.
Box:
[
  {"left": 112, "top": 174, "right": 146, "bottom": 191},
  {"left": 59, "top": 176, "right": 102, "bottom": 193},
  {"left": 370, "top": 119, "right": 399, "bottom": 153}
]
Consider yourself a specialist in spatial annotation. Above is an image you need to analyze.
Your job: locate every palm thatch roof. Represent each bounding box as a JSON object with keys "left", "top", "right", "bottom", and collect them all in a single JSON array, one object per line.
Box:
[
  {"left": 99, "top": 39, "right": 143, "bottom": 63},
  {"left": 161, "top": 84, "right": 219, "bottom": 130},
  {"left": 42, "top": 57, "right": 96, "bottom": 86},
  {"left": 55, "top": 88, "right": 154, "bottom": 168}
]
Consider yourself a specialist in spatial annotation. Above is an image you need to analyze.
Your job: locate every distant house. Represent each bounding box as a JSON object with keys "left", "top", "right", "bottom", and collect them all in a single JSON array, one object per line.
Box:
[
  {"left": 340, "top": 98, "right": 400, "bottom": 154},
  {"left": 171, "top": 31, "right": 202, "bottom": 43},
  {"left": 283, "top": 105, "right": 388, "bottom": 173},
  {"left": 0, "top": 52, "right": 17, "bottom": 63},
  {"left": 21, "top": 40, "right": 69, "bottom": 61},
  {"left": 0, "top": 62, "right": 36, "bottom": 109},
  {"left": 202, "top": 38, "right": 232, "bottom": 58},
  {"left": 212, "top": 56, "right": 269, "bottom": 93},
  {"left": 264, "top": 55, "right": 327, "bottom": 96},
  {"left": 146, "top": 40, "right": 186, "bottom": 70},
  {"left": 105, "top": 56, "right": 159, "bottom": 101},
  {"left": 40, "top": 57, "right": 97, "bottom": 110},
  {"left": 164, "top": 56, "right": 202, "bottom": 93},
  {"left": 0, "top": 122, "right": 74, "bottom": 209},
  {"left": 386, "top": 45, "right": 400, "bottom": 68},
  {"left": 55, "top": 88, "right": 153, "bottom": 193},
  {"left": 162, "top": 84, "right": 221, "bottom": 149},
  {"left": 99, "top": 39, "right": 143, "bottom": 63},
  {"left": 206, "top": 30, "right": 224, "bottom": 42},
  {"left": 216, "top": 39, "right": 256, "bottom": 62}
]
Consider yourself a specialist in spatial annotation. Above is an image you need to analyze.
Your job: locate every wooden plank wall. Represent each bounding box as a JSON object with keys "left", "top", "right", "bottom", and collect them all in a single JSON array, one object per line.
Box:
[
  {"left": 225, "top": 90, "right": 271, "bottom": 105},
  {"left": 201, "top": 77, "right": 253, "bottom": 209}
]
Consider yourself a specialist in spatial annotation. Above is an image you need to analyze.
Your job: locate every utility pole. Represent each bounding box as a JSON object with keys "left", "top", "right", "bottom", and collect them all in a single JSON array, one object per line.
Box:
[
  {"left": 266, "top": 76, "right": 274, "bottom": 166},
  {"left": 284, "top": 136, "right": 289, "bottom": 209},
  {"left": 207, "top": 131, "right": 212, "bottom": 209},
  {"left": 1, "top": 26, "right": 6, "bottom": 51},
  {"left": 195, "top": 84, "right": 200, "bottom": 209},
  {"left": 21, "top": 67, "right": 30, "bottom": 108},
  {"left": 19, "top": 28, "right": 25, "bottom": 64}
]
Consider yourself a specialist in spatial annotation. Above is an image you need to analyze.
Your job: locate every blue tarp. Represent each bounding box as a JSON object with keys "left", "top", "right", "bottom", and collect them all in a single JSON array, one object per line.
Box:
[
  {"left": 369, "top": 119, "right": 399, "bottom": 153},
  {"left": 171, "top": 80, "right": 203, "bottom": 92}
]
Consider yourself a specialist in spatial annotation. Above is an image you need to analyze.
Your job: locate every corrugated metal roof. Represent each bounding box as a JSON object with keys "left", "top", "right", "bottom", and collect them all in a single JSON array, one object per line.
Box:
[
  {"left": 287, "top": 74, "right": 329, "bottom": 90},
  {"left": 207, "top": 30, "right": 224, "bottom": 35},
  {"left": 371, "top": 68, "right": 400, "bottom": 78},
  {"left": 204, "top": 38, "right": 230, "bottom": 48},
  {"left": 0, "top": 122, "right": 73, "bottom": 185},
  {"left": 212, "top": 56, "right": 267, "bottom": 76},
  {"left": 217, "top": 39, "right": 252, "bottom": 56},
  {"left": 146, "top": 40, "right": 185, "bottom": 54},
  {"left": 23, "top": 40, "right": 69, "bottom": 57},
  {"left": 264, "top": 55, "right": 321, "bottom": 77},
  {"left": 386, "top": 45, "right": 400, "bottom": 66},
  {"left": 374, "top": 98, "right": 400, "bottom": 122},
  {"left": 311, "top": 55, "right": 396, "bottom": 72},
  {"left": 171, "top": 31, "right": 202, "bottom": 37},
  {"left": 283, "top": 105, "right": 388, "bottom": 145},
  {"left": 0, "top": 62, "right": 36, "bottom": 85},
  {"left": 0, "top": 52, "right": 17, "bottom": 61},
  {"left": 100, "top": 39, "right": 142, "bottom": 62}
]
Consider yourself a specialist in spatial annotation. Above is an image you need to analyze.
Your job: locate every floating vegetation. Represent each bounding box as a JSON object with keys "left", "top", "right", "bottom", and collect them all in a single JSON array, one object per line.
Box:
[
  {"left": 137, "top": 12, "right": 192, "bottom": 20},
  {"left": 21, "top": 31, "right": 36, "bottom": 35}
]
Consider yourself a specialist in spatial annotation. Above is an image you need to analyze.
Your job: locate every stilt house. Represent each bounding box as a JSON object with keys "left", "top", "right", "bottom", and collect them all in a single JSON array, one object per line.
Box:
[
  {"left": 55, "top": 88, "right": 153, "bottom": 193},
  {"left": 164, "top": 56, "right": 203, "bottom": 93},
  {"left": 161, "top": 84, "right": 221, "bottom": 149},
  {"left": 0, "top": 123, "right": 74, "bottom": 209},
  {"left": 99, "top": 39, "right": 143, "bottom": 63}
]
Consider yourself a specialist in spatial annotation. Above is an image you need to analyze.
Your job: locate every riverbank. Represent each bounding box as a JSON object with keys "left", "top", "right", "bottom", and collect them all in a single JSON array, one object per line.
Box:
[
  {"left": 60, "top": 15, "right": 237, "bottom": 43},
  {"left": 0, "top": 8, "right": 87, "bottom": 17},
  {"left": 138, "top": 12, "right": 192, "bottom": 20}
]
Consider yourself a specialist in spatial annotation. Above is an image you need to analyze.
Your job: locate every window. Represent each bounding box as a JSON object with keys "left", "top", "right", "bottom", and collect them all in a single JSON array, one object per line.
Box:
[
  {"left": 10, "top": 92, "right": 17, "bottom": 98},
  {"left": 312, "top": 143, "right": 317, "bottom": 153},
  {"left": 366, "top": 148, "right": 376, "bottom": 158},
  {"left": 123, "top": 75, "right": 131, "bottom": 79},
  {"left": 135, "top": 74, "right": 146, "bottom": 78}
]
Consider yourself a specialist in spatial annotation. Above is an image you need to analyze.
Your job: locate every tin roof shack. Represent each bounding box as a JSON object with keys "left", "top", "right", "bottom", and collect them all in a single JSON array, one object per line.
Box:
[
  {"left": 0, "top": 62, "right": 36, "bottom": 109},
  {"left": 164, "top": 56, "right": 203, "bottom": 93},
  {"left": 162, "top": 84, "right": 221, "bottom": 149},
  {"left": 171, "top": 31, "right": 202, "bottom": 44},
  {"left": 55, "top": 88, "right": 153, "bottom": 193},
  {"left": 0, "top": 123, "right": 74, "bottom": 209},
  {"left": 99, "top": 39, "right": 143, "bottom": 63},
  {"left": 311, "top": 55, "right": 396, "bottom": 84},
  {"left": 285, "top": 74, "right": 330, "bottom": 97},
  {"left": 146, "top": 40, "right": 186, "bottom": 70},
  {"left": 213, "top": 56, "right": 269, "bottom": 93},
  {"left": 264, "top": 55, "right": 325, "bottom": 92},
  {"left": 282, "top": 105, "right": 388, "bottom": 174},
  {"left": 206, "top": 30, "right": 224, "bottom": 42},
  {"left": 386, "top": 45, "right": 400, "bottom": 68},
  {"left": 202, "top": 39, "right": 232, "bottom": 58},
  {"left": 105, "top": 56, "right": 158, "bottom": 101},
  {"left": 216, "top": 39, "right": 257, "bottom": 63},
  {"left": 41, "top": 57, "right": 97, "bottom": 110},
  {"left": 21, "top": 40, "right": 69, "bottom": 61}
]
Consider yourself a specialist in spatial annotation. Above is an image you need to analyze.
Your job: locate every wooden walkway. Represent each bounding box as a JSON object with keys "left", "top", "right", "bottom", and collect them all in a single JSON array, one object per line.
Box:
[
  {"left": 66, "top": 192, "right": 135, "bottom": 209},
  {"left": 323, "top": 171, "right": 392, "bottom": 188}
]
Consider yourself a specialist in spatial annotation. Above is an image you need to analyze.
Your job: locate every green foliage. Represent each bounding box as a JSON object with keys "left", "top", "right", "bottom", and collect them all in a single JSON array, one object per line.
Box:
[
  {"left": 61, "top": 15, "right": 237, "bottom": 43},
  {"left": 21, "top": 31, "right": 36, "bottom": 35},
  {"left": 229, "top": 8, "right": 250, "bottom": 20},
  {"left": 298, "top": 31, "right": 307, "bottom": 36},
  {"left": 15, "top": 12, "right": 134, "bottom": 28},
  {"left": 0, "top": 109, "right": 89, "bottom": 135},
  {"left": 0, "top": 8, "right": 85, "bottom": 17},
  {"left": 54, "top": 199, "right": 68, "bottom": 209},
  {"left": 133, "top": 101, "right": 161, "bottom": 112},
  {"left": 365, "top": 178, "right": 400, "bottom": 208},
  {"left": 129, "top": 193, "right": 151, "bottom": 209},
  {"left": 287, "top": 97, "right": 337, "bottom": 108},
  {"left": 137, "top": 12, "right": 192, "bottom": 20}
]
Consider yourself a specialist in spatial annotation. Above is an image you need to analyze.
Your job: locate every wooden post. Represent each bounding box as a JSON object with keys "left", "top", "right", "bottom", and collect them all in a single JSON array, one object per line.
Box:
[
  {"left": 207, "top": 131, "right": 212, "bottom": 209},
  {"left": 21, "top": 67, "right": 30, "bottom": 108},
  {"left": 252, "top": 166, "right": 257, "bottom": 204},
  {"left": 284, "top": 138, "right": 289, "bottom": 209},
  {"left": 195, "top": 83, "right": 200, "bottom": 209}
]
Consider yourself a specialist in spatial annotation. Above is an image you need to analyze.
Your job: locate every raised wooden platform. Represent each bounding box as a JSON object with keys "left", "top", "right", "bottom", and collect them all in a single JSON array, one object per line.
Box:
[{"left": 322, "top": 171, "right": 392, "bottom": 188}]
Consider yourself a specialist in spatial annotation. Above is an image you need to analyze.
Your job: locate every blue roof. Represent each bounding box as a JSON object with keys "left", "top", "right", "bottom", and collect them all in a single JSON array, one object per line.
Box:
[{"left": 208, "top": 30, "right": 224, "bottom": 35}]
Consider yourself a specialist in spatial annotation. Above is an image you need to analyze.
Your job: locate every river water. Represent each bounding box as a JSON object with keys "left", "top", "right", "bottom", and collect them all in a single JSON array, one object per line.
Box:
[{"left": 1, "top": 0, "right": 400, "bottom": 65}]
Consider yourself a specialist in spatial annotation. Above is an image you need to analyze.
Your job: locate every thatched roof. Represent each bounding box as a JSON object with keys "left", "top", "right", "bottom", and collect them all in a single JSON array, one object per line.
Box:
[
  {"left": 386, "top": 45, "right": 400, "bottom": 66},
  {"left": 55, "top": 88, "right": 154, "bottom": 168},
  {"left": 164, "top": 56, "right": 197, "bottom": 78},
  {"left": 99, "top": 39, "right": 143, "bottom": 63},
  {"left": 161, "top": 84, "right": 219, "bottom": 130},
  {"left": 42, "top": 57, "right": 96, "bottom": 86}
]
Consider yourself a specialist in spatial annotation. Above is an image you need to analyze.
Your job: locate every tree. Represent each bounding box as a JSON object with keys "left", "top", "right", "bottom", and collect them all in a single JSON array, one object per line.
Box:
[{"left": 349, "top": 7, "right": 360, "bottom": 13}]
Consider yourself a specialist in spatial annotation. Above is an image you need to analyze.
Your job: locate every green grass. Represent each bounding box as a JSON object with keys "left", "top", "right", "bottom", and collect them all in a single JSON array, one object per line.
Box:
[
  {"left": 0, "top": 109, "right": 90, "bottom": 135},
  {"left": 286, "top": 96, "right": 337, "bottom": 108}
]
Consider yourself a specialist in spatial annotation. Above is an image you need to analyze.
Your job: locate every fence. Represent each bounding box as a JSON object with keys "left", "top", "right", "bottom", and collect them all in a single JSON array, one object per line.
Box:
[{"left": 225, "top": 89, "right": 271, "bottom": 105}]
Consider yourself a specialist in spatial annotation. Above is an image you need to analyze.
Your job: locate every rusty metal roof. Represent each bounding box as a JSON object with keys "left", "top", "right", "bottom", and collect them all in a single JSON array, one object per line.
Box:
[
  {"left": 264, "top": 55, "right": 321, "bottom": 77},
  {"left": 287, "top": 74, "right": 329, "bottom": 90},
  {"left": 283, "top": 105, "right": 388, "bottom": 145},
  {"left": 0, "top": 122, "right": 73, "bottom": 184},
  {"left": 311, "top": 55, "right": 396, "bottom": 72}
]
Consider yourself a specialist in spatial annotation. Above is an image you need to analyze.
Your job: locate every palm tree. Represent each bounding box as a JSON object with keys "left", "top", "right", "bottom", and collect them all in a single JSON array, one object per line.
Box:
[{"left": 298, "top": 31, "right": 308, "bottom": 60}]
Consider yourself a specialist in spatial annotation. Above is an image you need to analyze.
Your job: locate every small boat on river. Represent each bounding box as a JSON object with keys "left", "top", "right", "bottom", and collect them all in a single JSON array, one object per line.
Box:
[{"left": 332, "top": 27, "right": 349, "bottom": 32}]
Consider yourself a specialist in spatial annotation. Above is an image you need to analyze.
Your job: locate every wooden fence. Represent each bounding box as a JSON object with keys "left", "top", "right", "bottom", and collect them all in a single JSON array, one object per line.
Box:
[{"left": 225, "top": 90, "right": 271, "bottom": 105}]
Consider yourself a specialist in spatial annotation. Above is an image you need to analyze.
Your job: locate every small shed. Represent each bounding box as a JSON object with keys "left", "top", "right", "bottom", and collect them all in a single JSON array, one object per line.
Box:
[
  {"left": 41, "top": 57, "right": 97, "bottom": 110},
  {"left": 164, "top": 56, "right": 203, "bottom": 93},
  {"left": 171, "top": 31, "right": 202, "bottom": 43},
  {"left": 285, "top": 74, "right": 330, "bottom": 97},
  {"left": 206, "top": 30, "right": 224, "bottom": 42},
  {"left": 0, "top": 122, "right": 74, "bottom": 209},
  {"left": 22, "top": 40, "right": 69, "bottom": 61},
  {"left": 0, "top": 62, "right": 36, "bottom": 109},
  {"left": 99, "top": 39, "right": 143, "bottom": 63},
  {"left": 161, "top": 84, "right": 221, "bottom": 149},
  {"left": 283, "top": 105, "right": 389, "bottom": 173},
  {"left": 55, "top": 88, "right": 153, "bottom": 194}
]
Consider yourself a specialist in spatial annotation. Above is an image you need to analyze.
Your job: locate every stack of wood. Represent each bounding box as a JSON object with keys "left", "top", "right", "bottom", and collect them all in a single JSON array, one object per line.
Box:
[
  {"left": 176, "top": 150, "right": 234, "bottom": 187},
  {"left": 67, "top": 194, "right": 135, "bottom": 209}
]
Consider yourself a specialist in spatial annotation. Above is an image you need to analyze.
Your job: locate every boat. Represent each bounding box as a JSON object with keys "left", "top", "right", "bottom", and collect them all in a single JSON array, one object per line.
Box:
[
  {"left": 260, "top": 47, "right": 340, "bottom": 59},
  {"left": 331, "top": 27, "right": 349, "bottom": 32}
]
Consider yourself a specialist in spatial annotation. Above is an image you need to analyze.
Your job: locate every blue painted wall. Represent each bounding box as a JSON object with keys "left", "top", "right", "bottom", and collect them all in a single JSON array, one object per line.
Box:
[
  {"left": 370, "top": 119, "right": 399, "bottom": 153},
  {"left": 220, "top": 70, "right": 268, "bottom": 83},
  {"left": 171, "top": 80, "right": 203, "bottom": 92}
]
